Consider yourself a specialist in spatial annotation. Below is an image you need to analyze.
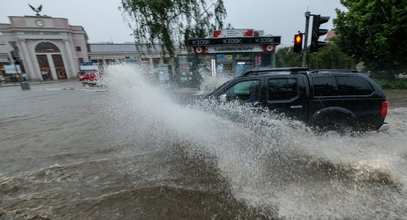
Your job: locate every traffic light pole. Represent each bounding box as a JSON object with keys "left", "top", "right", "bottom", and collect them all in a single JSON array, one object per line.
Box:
[
  {"left": 302, "top": 11, "right": 310, "bottom": 67},
  {"left": 9, "top": 41, "right": 30, "bottom": 90}
]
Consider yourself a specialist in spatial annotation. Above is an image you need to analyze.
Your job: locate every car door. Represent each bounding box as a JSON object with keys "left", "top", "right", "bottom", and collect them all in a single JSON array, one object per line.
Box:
[{"left": 264, "top": 74, "right": 308, "bottom": 121}]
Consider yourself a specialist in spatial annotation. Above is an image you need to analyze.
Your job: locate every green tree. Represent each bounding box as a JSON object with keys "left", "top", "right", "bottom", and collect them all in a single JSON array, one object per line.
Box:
[
  {"left": 334, "top": 0, "right": 407, "bottom": 78},
  {"left": 276, "top": 44, "right": 356, "bottom": 69},
  {"left": 275, "top": 47, "right": 302, "bottom": 67},
  {"left": 308, "top": 43, "right": 356, "bottom": 69},
  {"left": 120, "top": 0, "right": 226, "bottom": 60}
]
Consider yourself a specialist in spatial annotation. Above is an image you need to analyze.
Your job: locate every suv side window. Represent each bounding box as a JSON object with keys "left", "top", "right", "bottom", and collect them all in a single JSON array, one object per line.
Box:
[
  {"left": 268, "top": 78, "right": 298, "bottom": 100},
  {"left": 337, "top": 76, "right": 374, "bottom": 95},
  {"left": 313, "top": 76, "right": 338, "bottom": 96},
  {"left": 224, "top": 80, "right": 260, "bottom": 102},
  {"left": 313, "top": 75, "right": 374, "bottom": 97}
]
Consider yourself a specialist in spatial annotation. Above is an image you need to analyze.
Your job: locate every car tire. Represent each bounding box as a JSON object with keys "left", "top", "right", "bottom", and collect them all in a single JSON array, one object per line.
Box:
[{"left": 322, "top": 120, "right": 353, "bottom": 134}]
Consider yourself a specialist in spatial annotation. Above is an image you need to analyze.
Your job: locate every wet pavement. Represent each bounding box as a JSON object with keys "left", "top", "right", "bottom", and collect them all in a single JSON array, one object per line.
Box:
[{"left": 1, "top": 67, "right": 407, "bottom": 219}]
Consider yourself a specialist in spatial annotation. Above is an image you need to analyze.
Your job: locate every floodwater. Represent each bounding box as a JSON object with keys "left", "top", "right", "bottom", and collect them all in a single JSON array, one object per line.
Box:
[{"left": 1, "top": 64, "right": 406, "bottom": 219}]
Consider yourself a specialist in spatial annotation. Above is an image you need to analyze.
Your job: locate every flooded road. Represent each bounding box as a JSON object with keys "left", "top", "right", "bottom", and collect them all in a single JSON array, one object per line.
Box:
[{"left": 1, "top": 65, "right": 407, "bottom": 219}]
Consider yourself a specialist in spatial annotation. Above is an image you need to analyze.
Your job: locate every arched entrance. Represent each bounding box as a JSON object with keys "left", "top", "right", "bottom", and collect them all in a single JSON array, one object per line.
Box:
[{"left": 35, "top": 42, "right": 67, "bottom": 80}]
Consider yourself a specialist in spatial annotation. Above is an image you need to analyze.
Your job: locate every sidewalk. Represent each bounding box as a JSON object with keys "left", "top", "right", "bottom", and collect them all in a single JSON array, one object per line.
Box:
[{"left": 0, "top": 79, "right": 78, "bottom": 87}]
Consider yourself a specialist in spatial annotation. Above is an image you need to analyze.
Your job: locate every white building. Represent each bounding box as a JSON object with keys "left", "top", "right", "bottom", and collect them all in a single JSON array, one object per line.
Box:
[
  {"left": 0, "top": 15, "right": 89, "bottom": 80},
  {"left": 0, "top": 14, "right": 179, "bottom": 81},
  {"left": 88, "top": 43, "right": 167, "bottom": 72}
]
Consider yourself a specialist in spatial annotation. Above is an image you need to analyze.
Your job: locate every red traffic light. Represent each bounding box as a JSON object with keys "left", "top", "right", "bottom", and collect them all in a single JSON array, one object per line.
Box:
[
  {"left": 293, "top": 33, "right": 303, "bottom": 53},
  {"left": 295, "top": 35, "right": 302, "bottom": 44}
]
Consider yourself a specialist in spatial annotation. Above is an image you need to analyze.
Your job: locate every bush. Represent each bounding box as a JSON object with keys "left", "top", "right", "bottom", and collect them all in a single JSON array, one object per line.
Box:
[{"left": 374, "top": 79, "right": 407, "bottom": 90}]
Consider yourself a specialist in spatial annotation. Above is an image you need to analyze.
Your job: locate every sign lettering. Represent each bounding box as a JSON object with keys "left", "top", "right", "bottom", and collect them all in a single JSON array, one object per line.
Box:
[{"left": 187, "top": 36, "right": 281, "bottom": 46}]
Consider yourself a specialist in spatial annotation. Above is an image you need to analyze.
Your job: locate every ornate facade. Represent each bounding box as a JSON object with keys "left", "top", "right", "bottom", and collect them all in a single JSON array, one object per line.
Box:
[{"left": 0, "top": 15, "right": 89, "bottom": 80}]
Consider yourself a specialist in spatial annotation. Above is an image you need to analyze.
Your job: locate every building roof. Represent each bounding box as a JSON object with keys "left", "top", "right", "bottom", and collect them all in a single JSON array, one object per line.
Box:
[
  {"left": 325, "top": 30, "right": 336, "bottom": 42},
  {"left": 89, "top": 43, "right": 161, "bottom": 53}
]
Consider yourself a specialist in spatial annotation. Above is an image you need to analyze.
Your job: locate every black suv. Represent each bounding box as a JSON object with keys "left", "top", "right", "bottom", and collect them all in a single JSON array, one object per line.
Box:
[{"left": 203, "top": 68, "right": 389, "bottom": 132}]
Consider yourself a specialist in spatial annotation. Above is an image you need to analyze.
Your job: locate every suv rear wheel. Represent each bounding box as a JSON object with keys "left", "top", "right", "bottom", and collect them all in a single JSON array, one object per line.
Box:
[{"left": 320, "top": 119, "right": 353, "bottom": 134}]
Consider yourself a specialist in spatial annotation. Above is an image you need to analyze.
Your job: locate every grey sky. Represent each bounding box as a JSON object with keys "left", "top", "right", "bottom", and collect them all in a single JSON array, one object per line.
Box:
[{"left": 0, "top": 0, "right": 346, "bottom": 47}]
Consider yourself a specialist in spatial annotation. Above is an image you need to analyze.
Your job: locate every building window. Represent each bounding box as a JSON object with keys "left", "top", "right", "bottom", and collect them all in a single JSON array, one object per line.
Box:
[
  {"left": 153, "top": 58, "right": 161, "bottom": 67},
  {"left": 76, "top": 46, "right": 81, "bottom": 52},
  {"left": 35, "top": 42, "right": 60, "bottom": 53},
  {"left": 91, "top": 60, "right": 103, "bottom": 65},
  {"left": 105, "top": 59, "right": 115, "bottom": 65},
  {"left": 141, "top": 58, "right": 150, "bottom": 65}
]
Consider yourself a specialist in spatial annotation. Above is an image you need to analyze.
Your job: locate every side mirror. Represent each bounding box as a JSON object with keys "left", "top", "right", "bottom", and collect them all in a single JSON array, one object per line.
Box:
[{"left": 219, "top": 94, "right": 227, "bottom": 102}]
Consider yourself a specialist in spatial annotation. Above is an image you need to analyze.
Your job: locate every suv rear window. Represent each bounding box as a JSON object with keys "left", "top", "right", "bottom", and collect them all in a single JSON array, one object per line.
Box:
[
  {"left": 337, "top": 76, "right": 374, "bottom": 95},
  {"left": 268, "top": 78, "right": 298, "bottom": 100},
  {"left": 313, "top": 76, "right": 374, "bottom": 97},
  {"left": 313, "top": 77, "right": 338, "bottom": 96}
]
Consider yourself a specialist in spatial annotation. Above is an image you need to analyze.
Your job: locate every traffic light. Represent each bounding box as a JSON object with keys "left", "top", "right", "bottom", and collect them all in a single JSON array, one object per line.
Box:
[
  {"left": 10, "top": 50, "right": 21, "bottom": 65},
  {"left": 310, "top": 15, "right": 330, "bottom": 52},
  {"left": 293, "top": 33, "right": 303, "bottom": 53}
]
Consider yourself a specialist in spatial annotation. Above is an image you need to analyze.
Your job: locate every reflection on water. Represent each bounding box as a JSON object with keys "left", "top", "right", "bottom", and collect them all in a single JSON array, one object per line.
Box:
[{"left": 0, "top": 64, "right": 406, "bottom": 219}]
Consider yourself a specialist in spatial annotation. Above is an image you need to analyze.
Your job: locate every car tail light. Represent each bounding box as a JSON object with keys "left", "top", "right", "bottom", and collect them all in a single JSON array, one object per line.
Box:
[{"left": 381, "top": 101, "right": 388, "bottom": 118}]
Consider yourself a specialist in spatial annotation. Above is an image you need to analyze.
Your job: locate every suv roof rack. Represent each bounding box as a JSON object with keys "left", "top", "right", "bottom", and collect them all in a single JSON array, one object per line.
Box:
[
  {"left": 242, "top": 67, "right": 309, "bottom": 76},
  {"left": 309, "top": 69, "right": 359, "bottom": 73}
]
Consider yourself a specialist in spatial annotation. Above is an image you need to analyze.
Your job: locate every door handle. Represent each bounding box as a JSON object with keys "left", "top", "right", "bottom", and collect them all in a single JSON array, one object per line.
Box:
[{"left": 290, "top": 105, "right": 303, "bottom": 109}]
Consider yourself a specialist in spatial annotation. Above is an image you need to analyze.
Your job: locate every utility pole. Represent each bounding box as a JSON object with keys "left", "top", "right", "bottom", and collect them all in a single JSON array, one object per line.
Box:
[{"left": 302, "top": 11, "right": 310, "bottom": 67}]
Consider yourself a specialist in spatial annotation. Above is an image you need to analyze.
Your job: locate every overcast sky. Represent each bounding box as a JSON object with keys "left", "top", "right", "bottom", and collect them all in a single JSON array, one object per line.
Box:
[{"left": 0, "top": 0, "right": 346, "bottom": 47}]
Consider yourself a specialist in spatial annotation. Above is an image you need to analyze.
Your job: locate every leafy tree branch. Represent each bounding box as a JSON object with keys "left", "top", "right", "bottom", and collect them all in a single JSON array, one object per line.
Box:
[
  {"left": 120, "top": 0, "right": 227, "bottom": 60},
  {"left": 333, "top": 0, "right": 407, "bottom": 78}
]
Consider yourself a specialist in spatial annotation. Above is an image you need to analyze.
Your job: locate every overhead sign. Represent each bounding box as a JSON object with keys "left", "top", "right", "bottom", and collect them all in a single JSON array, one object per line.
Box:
[
  {"left": 210, "top": 45, "right": 275, "bottom": 53},
  {"left": 80, "top": 62, "right": 98, "bottom": 70},
  {"left": 4, "top": 65, "right": 21, "bottom": 74},
  {"left": 192, "top": 45, "right": 276, "bottom": 54},
  {"left": 213, "top": 29, "right": 254, "bottom": 38},
  {"left": 188, "top": 36, "right": 281, "bottom": 46}
]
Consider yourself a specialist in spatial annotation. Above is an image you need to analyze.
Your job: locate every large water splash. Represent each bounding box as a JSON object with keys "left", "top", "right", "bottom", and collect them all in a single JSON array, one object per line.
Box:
[{"left": 102, "top": 64, "right": 407, "bottom": 219}]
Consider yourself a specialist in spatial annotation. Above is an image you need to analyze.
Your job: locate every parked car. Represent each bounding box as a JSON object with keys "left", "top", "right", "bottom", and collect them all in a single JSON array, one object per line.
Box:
[
  {"left": 79, "top": 71, "right": 103, "bottom": 81},
  {"left": 77, "top": 71, "right": 86, "bottom": 77},
  {"left": 79, "top": 73, "right": 97, "bottom": 81},
  {"left": 200, "top": 68, "right": 389, "bottom": 132}
]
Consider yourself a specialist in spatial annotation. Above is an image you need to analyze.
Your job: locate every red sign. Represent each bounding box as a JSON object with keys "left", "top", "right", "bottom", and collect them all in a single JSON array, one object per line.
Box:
[
  {"left": 261, "top": 44, "right": 275, "bottom": 52},
  {"left": 193, "top": 46, "right": 208, "bottom": 54}
]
